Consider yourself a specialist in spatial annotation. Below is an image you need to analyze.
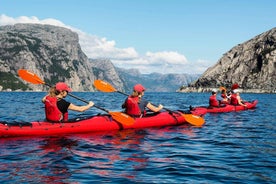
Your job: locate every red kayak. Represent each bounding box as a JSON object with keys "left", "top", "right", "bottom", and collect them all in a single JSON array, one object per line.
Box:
[
  {"left": 190, "top": 107, "right": 208, "bottom": 116},
  {"left": 191, "top": 100, "right": 258, "bottom": 113},
  {"left": 0, "top": 111, "right": 190, "bottom": 137}
]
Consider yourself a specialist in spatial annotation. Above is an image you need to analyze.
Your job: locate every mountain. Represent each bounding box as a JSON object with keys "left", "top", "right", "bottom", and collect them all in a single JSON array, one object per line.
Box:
[
  {"left": 0, "top": 23, "right": 198, "bottom": 92},
  {"left": 0, "top": 23, "right": 95, "bottom": 91},
  {"left": 116, "top": 68, "right": 200, "bottom": 92},
  {"left": 179, "top": 27, "right": 276, "bottom": 93},
  {"left": 90, "top": 58, "right": 125, "bottom": 91},
  {"left": 90, "top": 59, "right": 200, "bottom": 92}
]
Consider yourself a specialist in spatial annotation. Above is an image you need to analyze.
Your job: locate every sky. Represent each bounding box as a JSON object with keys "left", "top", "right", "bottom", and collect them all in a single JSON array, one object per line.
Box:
[{"left": 0, "top": 0, "right": 275, "bottom": 74}]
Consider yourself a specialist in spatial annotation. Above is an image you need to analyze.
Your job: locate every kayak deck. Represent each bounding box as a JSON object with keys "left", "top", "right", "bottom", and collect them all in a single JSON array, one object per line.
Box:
[
  {"left": 0, "top": 111, "right": 188, "bottom": 137},
  {"left": 191, "top": 100, "right": 258, "bottom": 113}
]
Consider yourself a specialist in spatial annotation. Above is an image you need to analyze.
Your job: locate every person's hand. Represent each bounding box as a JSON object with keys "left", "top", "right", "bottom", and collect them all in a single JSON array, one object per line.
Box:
[
  {"left": 41, "top": 96, "right": 46, "bottom": 103},
  {"left": 88, "top": 101, "right": 94, "bottom": 107},
  {"left": 158, "top": 104, "right": 163, "bottom": 109}
]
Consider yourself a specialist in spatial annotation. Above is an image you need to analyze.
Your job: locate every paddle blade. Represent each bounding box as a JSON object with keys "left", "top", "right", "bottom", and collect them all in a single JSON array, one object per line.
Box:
[
  {"left": 220, "top": 86, "right": 226, "bottom": 91},
  {"left": 94, "top": 80, "right": 116, "bottom": 92},
  {"left": 18, "top": 69, "right": 45, "bottom": 85},
  {"left": 109, "top": 111, "right": 135, "bottom": 126},
  {"left": 183, "top": 114, "right": 205, "bottom": 127}
]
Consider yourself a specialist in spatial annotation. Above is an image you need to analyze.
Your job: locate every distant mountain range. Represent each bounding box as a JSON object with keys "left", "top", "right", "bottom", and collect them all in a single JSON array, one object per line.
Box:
[
  {"left": 90, "top": 58, "right": 200, "bottom": 92},
  {"left": 116, "top": 67, "right": 200, "bottom": 92}
]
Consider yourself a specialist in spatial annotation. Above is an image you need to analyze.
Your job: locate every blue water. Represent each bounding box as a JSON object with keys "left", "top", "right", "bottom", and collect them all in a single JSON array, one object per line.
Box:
[{"left": 0, "top": 92, "right": 275, "bottom": 183}]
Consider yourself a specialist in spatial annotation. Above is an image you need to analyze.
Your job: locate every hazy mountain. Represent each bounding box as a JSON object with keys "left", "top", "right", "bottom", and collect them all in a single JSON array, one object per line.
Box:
[{"left": 116, "top": 68, "right": 200, "bottom": 92}]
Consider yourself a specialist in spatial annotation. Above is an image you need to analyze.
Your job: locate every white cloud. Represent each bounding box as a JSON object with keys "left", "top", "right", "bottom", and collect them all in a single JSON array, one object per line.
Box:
[
  {"left": 0, "top": 14, "right": 211, "bottom": 74},
  {"left": 78, "top": 31, "right": 138, "bottom": 60},
  {"left": 0, "top": 14, "right": 65, "bottom": 27},
  {"left": 146, "top": 51, "right": 188, "bottom": 65}
]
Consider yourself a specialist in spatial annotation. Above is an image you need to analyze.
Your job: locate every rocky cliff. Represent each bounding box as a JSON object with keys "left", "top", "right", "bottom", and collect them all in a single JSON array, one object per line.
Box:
[
  {"left": 90, "top": 58, "right": 125, "bottom": 91},
  {"left": 183, "top": 27, "right": 276, "bottom": 93},
  {"left": 0, "top": 23, "right": 95, "bottom": 91}
]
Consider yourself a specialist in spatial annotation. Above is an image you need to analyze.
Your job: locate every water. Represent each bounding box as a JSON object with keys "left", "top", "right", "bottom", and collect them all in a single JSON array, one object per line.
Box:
[{"left": 0, "top": 92, "right": 275, "bottom": 183}]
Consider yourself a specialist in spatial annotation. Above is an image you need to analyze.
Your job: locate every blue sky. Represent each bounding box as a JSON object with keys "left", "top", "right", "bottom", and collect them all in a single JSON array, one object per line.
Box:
[{"left": 0, "top": 0, "right": 275, "bottom": 74}]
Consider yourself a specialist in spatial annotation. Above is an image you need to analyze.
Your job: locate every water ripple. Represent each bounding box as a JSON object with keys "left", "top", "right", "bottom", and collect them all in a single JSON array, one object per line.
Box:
[{"left": 0, "top": 92, "right": 275, "bottom": 183}]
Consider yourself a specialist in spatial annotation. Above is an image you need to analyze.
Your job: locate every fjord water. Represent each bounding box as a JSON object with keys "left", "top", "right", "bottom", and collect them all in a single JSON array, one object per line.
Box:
[{"left": 0, "top": 92, "right": 275, "bottom": 183}]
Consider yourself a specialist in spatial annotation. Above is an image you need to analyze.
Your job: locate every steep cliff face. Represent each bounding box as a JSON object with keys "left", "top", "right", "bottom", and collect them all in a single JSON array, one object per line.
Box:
[
  {"left": 0, "top": 23, "right": 95, "bottom": 91},
  {"left": 90, "top": 59, "right": 125, "bottom": 92},
  {"left": 190, "top": 28, "right": 276, "bottom": 93}
]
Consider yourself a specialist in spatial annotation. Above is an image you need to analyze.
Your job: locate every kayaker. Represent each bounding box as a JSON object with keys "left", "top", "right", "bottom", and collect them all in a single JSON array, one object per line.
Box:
[
  {"left": 122, "top": 84, "right": 163, "bottom": 117},
  {"left": 41, "top": 86, "right": 56, "bottom": 102},
  {"left": 220, "top": 88, "right": 230, "bottom": 104},
  {"left": 42, "top": 82, "right": 94, "bottom": 122},
  {"left": 230, "top": 89, "right": 247, "bottom": 107},
  {"left": 209, "top": 89, "right": 227, "bottom": 108},
  {"left": 209, "top": 89, "right": 220, "bottom": 107}
]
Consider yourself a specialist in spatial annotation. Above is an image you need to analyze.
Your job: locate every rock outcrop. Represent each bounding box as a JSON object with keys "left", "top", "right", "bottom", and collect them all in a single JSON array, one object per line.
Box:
[
  {"left": 90, "top": 58, "right": 125, "bottom": 92},
  {"left": 186, "top": 27, "right": 276, "bottom": 93},
  {"left": 0, "top": 23, "right": 95, "bottom": 91}
]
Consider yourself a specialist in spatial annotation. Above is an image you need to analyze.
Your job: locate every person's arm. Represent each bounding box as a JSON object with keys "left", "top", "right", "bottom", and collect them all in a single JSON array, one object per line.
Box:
[
  {"left": 68, "top": 101, "right": 94, "bottom": 112},
  {"left": 237, "top": 96, "right": 247, "bottom": 107},
  {"left": 146, "top": 102, "right": 163, "bottom": 112},
  {"left": 41, "top": 96, "right": 47, "bottom": 103}
]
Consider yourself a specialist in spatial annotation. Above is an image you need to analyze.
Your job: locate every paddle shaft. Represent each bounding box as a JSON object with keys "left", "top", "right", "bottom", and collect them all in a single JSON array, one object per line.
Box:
[{"left": 70, "top": 93, "right": 110, "bottom": 112}]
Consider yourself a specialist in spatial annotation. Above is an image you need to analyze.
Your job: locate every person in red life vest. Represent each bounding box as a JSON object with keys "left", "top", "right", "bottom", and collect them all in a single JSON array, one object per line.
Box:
[
  {"left": 42, "top": 82, "right": 94, "bottom": 122},
  {"left": 209, "top": 89, "right": 220, "bottom": 107},
  {"left": 122, "top": 84, "right": 163, "bottom": 117},
  {"left": 220, "top": 88, "right": 230, "bottom": 104},
  {"left": 230, "top": 89, "right": 247, "bottom": 107},
  {"left": 41, "top": 86, "right": 62, "bottom": 121}
]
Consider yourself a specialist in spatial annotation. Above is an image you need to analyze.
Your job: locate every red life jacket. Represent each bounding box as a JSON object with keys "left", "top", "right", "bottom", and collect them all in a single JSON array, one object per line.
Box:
[
  {"left": 221, "top": 94, "right": 227, "bottom": 99},
  {"left": 63, "top": 111, "right": 69, "bottom": 122},
  {"left": 44, "top": 96, "right": 64, "bottom": 122},
  {"left": 124, "top": 96, "right": 141, "bottom": 116},
  {"left": 230, "top": 94, "right": 238, "bottom": 105},
  {"left": 209, "top": 95, "right": 219, "bottom": 107},
  {"left": 220, "top": 94, "right": 230, "bottom": 104}
]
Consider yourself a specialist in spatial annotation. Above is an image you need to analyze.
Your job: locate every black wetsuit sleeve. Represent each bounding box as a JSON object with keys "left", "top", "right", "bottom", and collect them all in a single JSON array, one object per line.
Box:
[{"left": 57, "top": 99, "right": 71, "bottom": 113}]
